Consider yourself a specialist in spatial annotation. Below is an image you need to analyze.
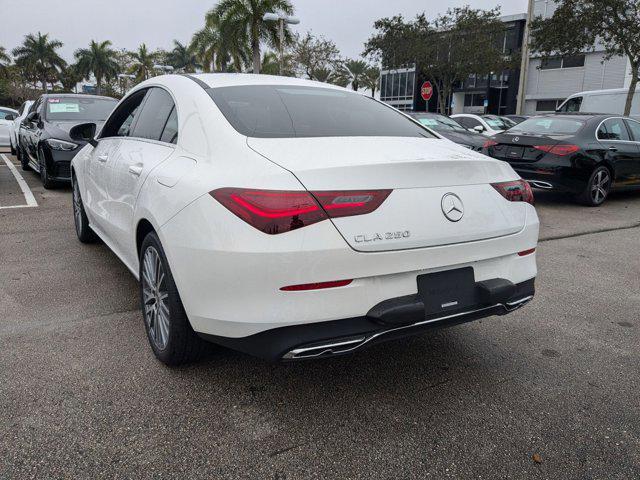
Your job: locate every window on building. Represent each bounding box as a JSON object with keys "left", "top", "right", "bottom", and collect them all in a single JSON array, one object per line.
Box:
[
  {"left": 536, "top": 100, "right": 561, "bottom": 112},
  {"left": 540, "top": 54, "right": 585, "bottom": 70}
]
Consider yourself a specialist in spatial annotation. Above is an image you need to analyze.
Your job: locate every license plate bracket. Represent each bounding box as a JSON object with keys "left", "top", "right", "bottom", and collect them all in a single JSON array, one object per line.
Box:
[{"left": 417, "top": 267, "right": 479, "bottom": 316}]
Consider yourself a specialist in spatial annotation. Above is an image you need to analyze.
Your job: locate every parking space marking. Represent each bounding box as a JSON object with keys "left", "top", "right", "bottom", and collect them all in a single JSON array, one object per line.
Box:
[{"left": 0, "top": 153, "right": 38, "bottom": 209}]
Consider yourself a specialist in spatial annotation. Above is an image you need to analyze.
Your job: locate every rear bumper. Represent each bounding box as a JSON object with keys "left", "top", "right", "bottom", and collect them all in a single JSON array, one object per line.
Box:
[
  {"left": 200, "top": 279, "right": 535, "bottom": 361},
  {"left": 509, "top": 163, "right": 590, "bottom": 194}
]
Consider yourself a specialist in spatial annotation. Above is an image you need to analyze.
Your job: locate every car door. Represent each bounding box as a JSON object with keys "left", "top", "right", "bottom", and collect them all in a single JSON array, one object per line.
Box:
[
  {"left": 22, "top": 99, "right": 42, "bottom": 165},
  {"left": 107, "top": 87, "right": 178, "bottom": 266},
  {"left": 84, "top": 89, "right": 148, "bottom": 236},
  {"left": 596, "top": 117, "right": 639, "bottom": 187},
  {"left": 622, "top": 119, "right": 640, "bottom": 185}
]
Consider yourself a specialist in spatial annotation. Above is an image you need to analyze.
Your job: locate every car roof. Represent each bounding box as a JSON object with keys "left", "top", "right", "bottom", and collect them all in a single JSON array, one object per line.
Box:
[
  {"left": 542, "top": 112, "right": 617, "bottom": 120},
  {"left": 188, "top": 73, "right": 347, "bottom": 91},
  {"left": 0, "top": 106, "right": 18, "bottom": 113}
]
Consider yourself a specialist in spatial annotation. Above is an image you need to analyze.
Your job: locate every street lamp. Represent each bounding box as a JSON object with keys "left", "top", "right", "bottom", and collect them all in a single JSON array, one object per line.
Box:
[
  {"left": 263, "top": 12, "right": 300, "bottom": 75},
  {"left": 153, "top": 64, "right": 175, "bottom": 74}
]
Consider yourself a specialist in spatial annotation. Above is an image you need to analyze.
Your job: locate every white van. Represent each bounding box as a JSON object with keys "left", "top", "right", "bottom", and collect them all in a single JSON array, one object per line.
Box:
[{"left": 557, "top": 88, "right": 640, "bottom": 119}]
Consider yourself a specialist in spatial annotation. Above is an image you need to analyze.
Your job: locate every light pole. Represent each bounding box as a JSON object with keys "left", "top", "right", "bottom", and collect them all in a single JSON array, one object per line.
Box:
[
  {"left": 153, "top": 64, "right": 175, "bottom": 75},
  {"left": 263, "top": 12, "right": 300, "bottom": 75}
]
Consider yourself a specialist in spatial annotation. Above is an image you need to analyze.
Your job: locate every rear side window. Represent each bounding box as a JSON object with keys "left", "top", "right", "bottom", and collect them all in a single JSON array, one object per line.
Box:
[
  {"left": 511, "top": 117, "right": 585, "bottom": 135},
  {"left": 131, "top": 88, "right": 177, "bottom": 142},
  {"left": 598, "top": 118, "right": 630, "bottom": 141},
  {"left": 160, "top": 107, "right": 178, "bottom": 144},
  {"left": 208, "top": 85, "right": 435, "bottom": 139},
  {"left": 457, "top": 117, "right": 482, "bottom": 129},
  {"left": 625, "top": 119, "right": 640, "bottom": 141}
]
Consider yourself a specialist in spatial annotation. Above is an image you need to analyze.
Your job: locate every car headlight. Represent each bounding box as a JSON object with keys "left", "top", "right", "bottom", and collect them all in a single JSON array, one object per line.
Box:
[{"left": 46, "top": 139, "right": 78, "bottom": 151}]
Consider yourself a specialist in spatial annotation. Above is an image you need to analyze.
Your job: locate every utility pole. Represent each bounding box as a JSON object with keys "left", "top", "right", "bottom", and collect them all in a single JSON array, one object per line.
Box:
[
  {"left": 263, "top": 12, "right": 300, "bottom": 75},
  {"left": 516, "top": 0, "right": 535, "bottom": 115}
]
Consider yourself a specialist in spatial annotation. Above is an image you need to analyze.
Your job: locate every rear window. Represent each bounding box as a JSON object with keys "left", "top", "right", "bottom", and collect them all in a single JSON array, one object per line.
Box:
[
  {"left": 45, "top": 97, "right": 117, "bottom": 121},
  {"left": 208, "top": 85, "right": 436, "bottom": 139},
  {"left": 509, "top": 117, "right": 586, "bottom": 135}
]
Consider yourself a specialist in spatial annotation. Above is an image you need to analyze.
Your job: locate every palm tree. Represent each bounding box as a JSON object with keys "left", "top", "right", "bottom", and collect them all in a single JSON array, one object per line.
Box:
[
  {"left": 12, "top": 32, "right": 66, "bottom": 92},
  {"left": 167, "top": 40, "right": 200, "bottom": 73},
  {"left": 74, "top": 40, "right": 119, "bottom": 95},
  {"left": 335, "top": 59, "right": 369, "bottom": 91},
  {"left": 0, "top": 46, "right": 10, "bottom": 69},
  {"left": 260, "top": 51, "right": 279, "bottom": 75},
  {"left": 362, "top": 66, "right": 381, "bottom": 97},
  {"left": 59, "top": 64, "right": 83, "bottom": 93},
  {"left": 214, "top": 0, "right": 294, "bottom": 74},
  {"left": 129, "top": 44, "right": 156, "bottom": 83}
]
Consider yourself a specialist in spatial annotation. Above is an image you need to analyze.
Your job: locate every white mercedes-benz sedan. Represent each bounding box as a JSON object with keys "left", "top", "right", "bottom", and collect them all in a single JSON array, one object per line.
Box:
[{"left": 70, "top": 74, "right": 539, "bottom": 365}]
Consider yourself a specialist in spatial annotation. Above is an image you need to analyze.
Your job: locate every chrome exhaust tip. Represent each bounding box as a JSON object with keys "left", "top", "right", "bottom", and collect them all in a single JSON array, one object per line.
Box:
[{"left": 526, "top": 180, "right": 553, "bottom": 190}]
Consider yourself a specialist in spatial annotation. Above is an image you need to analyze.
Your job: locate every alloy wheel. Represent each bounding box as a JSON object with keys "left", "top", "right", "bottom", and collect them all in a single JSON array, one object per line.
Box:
[
  {"left": 141, "top": 246, "right": 170, "bottom": 350},
  {"left": 591, "top": 169, "right": 610, "bottom": 204}
]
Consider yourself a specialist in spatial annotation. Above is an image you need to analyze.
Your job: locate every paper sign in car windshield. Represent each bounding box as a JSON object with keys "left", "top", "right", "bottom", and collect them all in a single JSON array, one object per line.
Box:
[
  {"left": 418, "top": 119, "right": 439, "bottom": 127},
  {"left": 49, "top": 103, "right": 80, "bottom": 113}
]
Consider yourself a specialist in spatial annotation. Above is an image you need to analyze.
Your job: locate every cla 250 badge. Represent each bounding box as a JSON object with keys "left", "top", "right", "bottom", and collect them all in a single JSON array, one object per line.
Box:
[{"left": 354, "top": 231, "right": 411, "bottom": 243}]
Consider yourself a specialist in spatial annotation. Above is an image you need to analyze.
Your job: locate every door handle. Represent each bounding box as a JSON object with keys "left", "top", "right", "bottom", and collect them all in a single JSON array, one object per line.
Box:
[
  {"left": 97, "top": 154, "right": 109, "bottom": 162},
  {"left": 608, "top": 146, "right": 618, "bottom": 152},
  {"left": 128, "top": 164, "right": 143, "bottom": 176}
]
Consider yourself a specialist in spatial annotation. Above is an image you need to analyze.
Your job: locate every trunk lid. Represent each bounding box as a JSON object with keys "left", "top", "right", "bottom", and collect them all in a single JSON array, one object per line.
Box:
[
  {"left": 488, "top": 132, "right": 573, "bottom": 162},
  {"left": 248, "top": 136, "right": 528, "bottom": 252}
]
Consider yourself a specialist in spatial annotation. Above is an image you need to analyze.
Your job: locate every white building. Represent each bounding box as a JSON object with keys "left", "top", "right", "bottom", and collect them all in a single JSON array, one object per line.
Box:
[{"left": 522, "top": 0, "right": 631, "bottom": 114}]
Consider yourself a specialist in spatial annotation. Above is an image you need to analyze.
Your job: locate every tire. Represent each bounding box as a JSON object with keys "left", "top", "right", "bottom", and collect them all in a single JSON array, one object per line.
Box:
[
  {"left": 38, "top": 146, "right": 56, "bottom": 189},
  {"left": 18, "top": 146, "right": 31, "bottom": 171},
  {"left": 72, "top": 177, "right": 98, "bottom": 243},
  {"left": 578, "top": 165, "right": 612, "bottom": 207},
  {"left": 10, "top": 144, "right": 16, "bottom": 156},
  {"left": 139, "top": 232, "right": 209, "bottom": 366}
]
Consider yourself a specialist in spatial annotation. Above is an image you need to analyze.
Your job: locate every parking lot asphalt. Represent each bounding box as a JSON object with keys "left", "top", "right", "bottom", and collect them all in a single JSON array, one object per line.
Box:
[{"left": 1, "top": 150, "right": 639, "bottom": 479}]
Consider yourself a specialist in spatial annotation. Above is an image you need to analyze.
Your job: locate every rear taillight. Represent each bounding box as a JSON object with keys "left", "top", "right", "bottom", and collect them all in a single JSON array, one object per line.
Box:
[
  {"left": 211, "top": 188, "right": 391, "bottom": 235},
  {"left": 491, "top": 180, "right": 534, "bottom": 205},
  {"left": 518, "top": 248, "right": 536, "bottom": 257},
  {"left": 533, "top": 144, "right": 580, "bottom": 156},
  {"left": 483, "top": 140, "right": 498, "bottom": 149},
  {"left": 280, "top": 279, "right": 353, "bottom": 291}
]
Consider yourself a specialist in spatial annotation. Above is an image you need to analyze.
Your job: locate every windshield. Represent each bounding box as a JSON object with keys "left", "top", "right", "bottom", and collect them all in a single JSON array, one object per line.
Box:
[
  {"left": 509, "top": 117, "right": 586, "bottom": 135},
  {"left": 208, "top": 85, "right": 437, "bottom": 139},
  {"left": 483, "top": 115, "right": 512, "bottom": 130},
  {"left": 45, "top": 97, "right": 118, "bottom": 122},
  {"left": 412, "top": 115, "right": 467, "bottom": 132}
]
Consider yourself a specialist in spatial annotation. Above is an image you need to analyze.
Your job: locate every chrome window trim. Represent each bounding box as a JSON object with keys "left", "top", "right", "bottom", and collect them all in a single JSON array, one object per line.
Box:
[{"left": 595, "top": 116, "right": 638, "bottom": 144}]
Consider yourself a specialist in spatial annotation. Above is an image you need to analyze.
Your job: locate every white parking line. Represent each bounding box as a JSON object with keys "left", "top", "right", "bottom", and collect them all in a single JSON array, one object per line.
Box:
[{"left": 0, "top": 153, "right": 38, "bottom": 209}]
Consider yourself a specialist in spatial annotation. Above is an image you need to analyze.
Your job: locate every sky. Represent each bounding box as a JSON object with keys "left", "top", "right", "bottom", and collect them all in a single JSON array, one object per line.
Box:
[{"left": 1, "top": 0, "right": 529, "bottom": 62}]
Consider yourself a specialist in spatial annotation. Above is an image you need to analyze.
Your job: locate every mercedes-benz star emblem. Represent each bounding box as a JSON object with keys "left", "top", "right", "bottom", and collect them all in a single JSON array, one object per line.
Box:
[{"left": 441, "top": 193, "right": 464, "bottom": 222}]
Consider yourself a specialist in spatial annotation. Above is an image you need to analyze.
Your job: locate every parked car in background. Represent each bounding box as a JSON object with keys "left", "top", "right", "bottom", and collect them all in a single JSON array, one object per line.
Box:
[
  {"left": 407, "top": 112, "right": 486, "bottom": 151},
  {"left": 18, "top": 94, "right": 118, "bottom": 188},
  {"left": 0, "top": 106, "right": 19, "bottom": 147},
  {"left": 557, "top": 88, "right": 640, "bottom": 119},
  {"left": 451, "top": 114, "right": 513, "bottom": 136},
  {"left": 70, "top": 74, "right": 538, "bottom": 365},
  {"left": 9, "top": 100, "right": 34, "bottom": 155},
  {"left": 482, "top": 113, "right": 640, "bottom": 206},
  {"left": 505, "top": 115, "right": 530, "bottom": 125}
]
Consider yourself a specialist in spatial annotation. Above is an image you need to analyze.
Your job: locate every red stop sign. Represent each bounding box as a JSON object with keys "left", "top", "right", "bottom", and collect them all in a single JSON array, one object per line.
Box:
[{"left": 421, "top": 81, "right": 433, "bottom": 101}]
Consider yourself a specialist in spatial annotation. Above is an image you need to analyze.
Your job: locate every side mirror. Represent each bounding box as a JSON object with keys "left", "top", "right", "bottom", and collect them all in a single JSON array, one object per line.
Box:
[
  {"left": 70, "top": 122, "right": 98, "bottom": 147},
  {"left": 25, "top": 111, "right": 38, "bottom": 123},
  {"left": 473, "top": 125, "right": 485, "bottom": 133},
  {"left": 5, "top": 114, "right": 15, "bottom": 121}
]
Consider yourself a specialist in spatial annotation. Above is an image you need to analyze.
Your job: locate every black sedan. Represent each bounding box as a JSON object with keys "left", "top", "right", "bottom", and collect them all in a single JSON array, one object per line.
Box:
[
  {"left": 17, "top": 94, "right": 118, "bottom": 188},
  {"left": 482, "top": 113, "right": 640, "bottom": 206},
  {"left": 408, "top": 112, "right": 486, "bottom": 151}
]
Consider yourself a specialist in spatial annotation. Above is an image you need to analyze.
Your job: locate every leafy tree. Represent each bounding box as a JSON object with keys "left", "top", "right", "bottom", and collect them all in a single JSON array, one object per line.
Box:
[
  {"left": 214, "top": 0, "right": 294, "bottom": 74},
  {"left": 261, "top": 51, "right": 280, "bottom": 75},
  {"left": 12, "top": 32, "right": 66, "bottom": 92},
  {"left": 530, "top": 0, "right": 640, "bottom": 116},
  {"left": 167, "top": 40, "right": 200, "bottom": 73},
  {"left": 129, "top": 44, "right": 156, "bottom": 82},
  {"left": 290, "top": 32, "right": 340, "bottom": 80},
  {"left": 363, "top": 66, "right": 381, "bottom": 97},
  {"left": 59, "top": 64, "right": 83, "bottom": 93},
  {"left": 74, "top": 40, "right": 120, "bottom": 95},
  {"left": 191, "top": 9, "right": 249, "bottom": 72},
  {"left": 335, "top": 59, "right": 369, "bottom": 91},
  {"left": 365, "top": 7, "right": 517, "bottom": 114}
]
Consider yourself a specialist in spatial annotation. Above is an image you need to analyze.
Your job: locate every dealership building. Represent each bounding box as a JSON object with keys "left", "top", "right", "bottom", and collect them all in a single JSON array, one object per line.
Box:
[{"left": 380, "top": 1, "right": 633, "bottom": 115}]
